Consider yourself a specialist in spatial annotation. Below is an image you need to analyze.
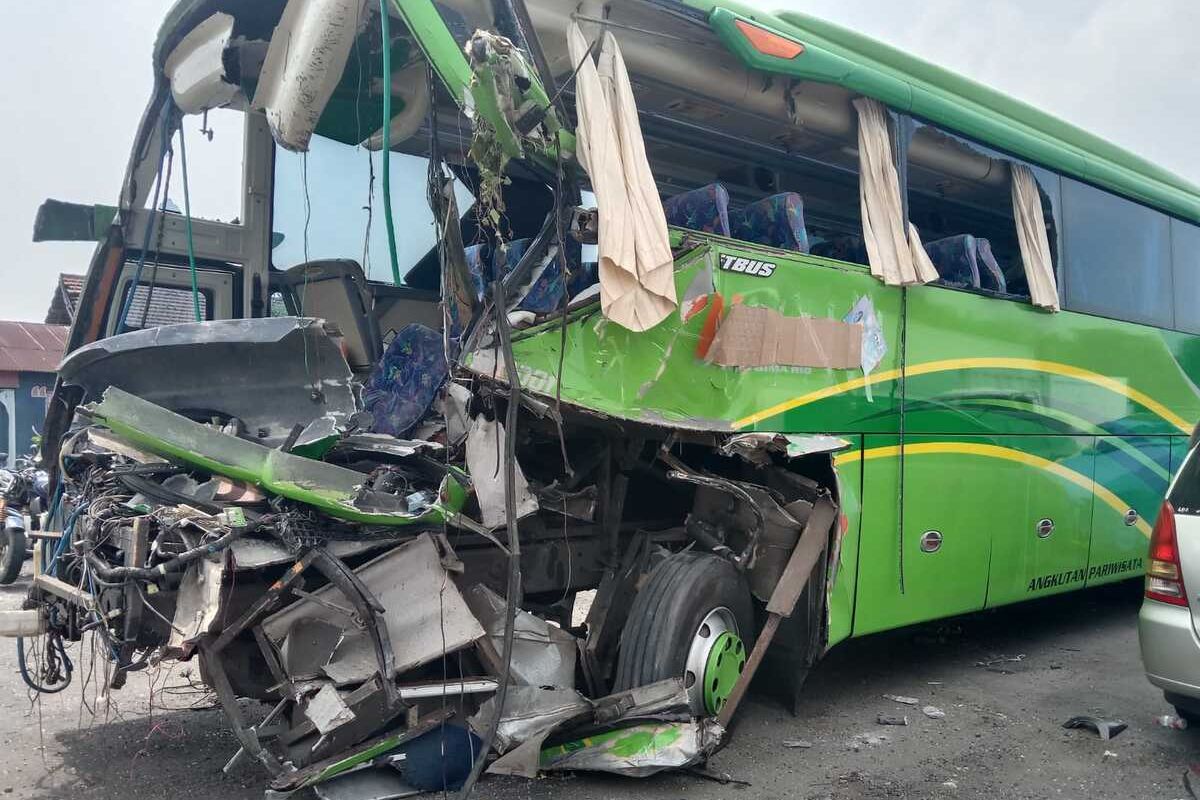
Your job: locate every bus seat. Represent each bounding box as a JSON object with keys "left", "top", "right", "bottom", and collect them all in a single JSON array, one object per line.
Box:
[
  {"left": 811, "top": 234, "right": 868, "bottom": 265},
  {"left": 975, "top": 238, "right": 1007, "bottom": 294},
  {"left": 733, "top": 192, "right": 811, "bottom": 252},
  {"left": 663, "top": 183, "right": 731, "bottom": 236},
  {"left": 924, "top": 234, "right": 981, "bottom": 289},
  {"left": 281, "top": 259, "right": 380, "bottom": 370},
  {"left": 362, "top": 322, "right": 447, "bottom": 438},
  {"left": 464, "top": 243, "right": 491, "bottom": 302}
]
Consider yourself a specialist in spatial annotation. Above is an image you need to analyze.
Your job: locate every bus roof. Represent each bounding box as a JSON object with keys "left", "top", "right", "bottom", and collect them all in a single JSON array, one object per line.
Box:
[{"left": 692, "top": 1, "right": 1200, "bottom": 225}]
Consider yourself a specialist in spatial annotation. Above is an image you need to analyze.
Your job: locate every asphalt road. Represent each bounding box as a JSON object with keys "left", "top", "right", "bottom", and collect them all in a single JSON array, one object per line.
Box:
[{"left": 0, "top": 561, "right": 1195, "bottom": 800}]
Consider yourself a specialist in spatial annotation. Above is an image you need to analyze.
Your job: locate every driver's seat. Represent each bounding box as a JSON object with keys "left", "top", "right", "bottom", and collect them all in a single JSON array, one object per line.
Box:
[{"left": 278, "top": 260, "right": 381, "bottom": 371}]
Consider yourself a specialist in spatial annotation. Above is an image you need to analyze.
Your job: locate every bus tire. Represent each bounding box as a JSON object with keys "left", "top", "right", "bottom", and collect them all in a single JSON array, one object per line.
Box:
[
  {"left": 613, "top": 551, "right": 753, "bottom": 717},
  {"left": 0, "top": 527, "right": 25, "bottom": 585}
]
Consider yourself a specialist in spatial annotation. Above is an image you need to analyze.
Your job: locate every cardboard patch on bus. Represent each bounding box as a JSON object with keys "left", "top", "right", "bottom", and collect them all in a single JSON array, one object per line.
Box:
[{"left": 706, "top": 304, "right": 862, "bottom": 369}]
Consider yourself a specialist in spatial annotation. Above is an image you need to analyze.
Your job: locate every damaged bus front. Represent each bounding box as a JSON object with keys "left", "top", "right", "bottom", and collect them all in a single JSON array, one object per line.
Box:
[{"left": 16, "top": 0, "right": 1200, "bottom": 795}]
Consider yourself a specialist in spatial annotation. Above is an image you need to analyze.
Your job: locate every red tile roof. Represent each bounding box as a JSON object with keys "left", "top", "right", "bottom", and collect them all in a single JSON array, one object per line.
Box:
[
  {"left": 0, "top": 322, "right": 68, "bottom": 374},
  {"left": 46, "top": 273, "right": 84, "bottom": 326}
]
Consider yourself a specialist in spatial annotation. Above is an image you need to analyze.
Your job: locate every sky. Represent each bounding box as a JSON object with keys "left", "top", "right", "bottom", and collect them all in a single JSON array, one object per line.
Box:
[{"left": 1, "top": 0, "right": 1197, "bottom": 322}]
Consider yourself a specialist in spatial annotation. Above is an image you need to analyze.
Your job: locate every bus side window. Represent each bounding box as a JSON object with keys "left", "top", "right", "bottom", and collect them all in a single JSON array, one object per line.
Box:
[
  {"left": 637, "top": 78, "right": 867, "bottom": 264},
  {"left": 1172, "top": 220, "right": 1200, "bottom": 334},
  {"left": 906, "top": 122, "right": 1060, "bottom": 302},
  {"left": 1061, "top": 177, "right": 1173, "bottom": 328}
]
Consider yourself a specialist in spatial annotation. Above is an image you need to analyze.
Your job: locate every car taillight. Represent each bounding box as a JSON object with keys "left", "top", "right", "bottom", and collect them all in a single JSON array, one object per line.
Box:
[{"left": 1147, "top": 500, "right": 1188, "bottom": 606}]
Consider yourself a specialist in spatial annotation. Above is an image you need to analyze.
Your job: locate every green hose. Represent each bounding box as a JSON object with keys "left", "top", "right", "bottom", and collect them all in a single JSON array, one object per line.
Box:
[
  {"left": 379, "top": 0, "right": 402, "bottom": 286},
  {"left": 177, "top": 120, "right": 202, "bottom": 322}
]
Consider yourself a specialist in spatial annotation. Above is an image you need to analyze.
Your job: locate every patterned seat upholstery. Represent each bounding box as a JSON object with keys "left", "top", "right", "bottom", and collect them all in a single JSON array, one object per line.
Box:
[
  {"left": 924, "top": 234, "right": 981, "bottom": 290},
  {"left": 362, "top": 323, "right": 448, "bottom": 437},
  {"left": 811, "top": 235, "right": 869, "bottom": 265},
  {"left": 463, "top": 243, "right": 491, "bottom": 303},
  {"left": 733, "top": 192, "right": 810, "bottom": 252},
  {"left": 975, "top": 238, "right": 1007, "bottom": 294},
  {"left": 465, "top": 237, "right": 600, "bottom": 314},
  {"left": 663, "top": 183, "right": 731, "bottom": 236}
]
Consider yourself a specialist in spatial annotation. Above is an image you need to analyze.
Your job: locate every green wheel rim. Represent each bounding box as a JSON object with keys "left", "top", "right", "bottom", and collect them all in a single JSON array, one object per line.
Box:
[{"left": 703, "top": 630, "right": 746, "bottom": 715}]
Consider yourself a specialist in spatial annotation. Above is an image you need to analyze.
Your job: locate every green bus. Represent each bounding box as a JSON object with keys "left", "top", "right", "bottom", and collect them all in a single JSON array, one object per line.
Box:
[{"left": 34, "top": 0, "right": 1200, "bottom": 724}]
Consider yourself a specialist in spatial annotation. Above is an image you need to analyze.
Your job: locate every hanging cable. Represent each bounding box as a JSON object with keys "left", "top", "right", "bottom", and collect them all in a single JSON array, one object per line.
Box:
[
  {"left": 116, "top": 112, "right": 170, "bottom": 334},
  {"left": 379, "top": 0, "right": 402, "bottom": 285},
  {"left": 176, "top": 117, "right": 203, "bottom": 322}
]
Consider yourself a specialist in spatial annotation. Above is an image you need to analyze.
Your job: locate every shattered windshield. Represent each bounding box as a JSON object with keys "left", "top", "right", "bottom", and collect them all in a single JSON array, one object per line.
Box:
[{"left": 272, "top": 133, "right": 474, "bottom": 284}]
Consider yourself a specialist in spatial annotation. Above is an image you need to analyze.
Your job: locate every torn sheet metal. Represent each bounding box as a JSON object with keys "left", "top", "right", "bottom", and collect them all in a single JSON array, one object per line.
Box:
[
  {"left": 464, "top": 415, "right": 538, "bottom": 530},
  {"left": 88, "top": 387, "right": 467, "bottom": 526},
  {"left": 313, "top": 769, "right": 421, "bottom": 800},
  {"left": 60, "top": 317, "right": 357, "bottom": 451},
  {"left": 229, "top": 537, "right": 388, "bottom": 569},
  {"left": 465, "top": 584, "right": 577, "bottom": 689},
  {"left": 252, "top": 0, "right": 368, "bottom": 151},
  {"left": 539, "top": 719, "right": 725, "bottom": 778},
  {"left": 163, "top": 12, "right": 240, "bottom": 113},
  {"left": 720, "top": 433, "right": 852, "bottom": 465},
  {"left": 281, "top": 618, "right": 344, "bottom": 680},
  {"left": 305, "top": 683, "right": 358, "bottom": 735},
  {"left": 535, "top": 482, "right": 596, "bottom": 522},
  {"left": 707, "top": 304, "right": 863, "bottom": 369},
  {"left": 167, "top": 554, "right": 227, "bottom": 656},
  {"left": 471, "top": 686, "right": 591, "bottom": 757},
  {"left": 591, "top": 678, "right": 691, "bottom": 725},
  {"left": 263, "top": 535, "right": 485, "bottom": 684},
  {"left": 361, "top": 60, "right": 430, "bottom": 150},
  {"left": 442, "top": 383, "right": 473, "bottom": 446},
  {"left": 328, "top": 434, "right": 443, "bottom": 460}
]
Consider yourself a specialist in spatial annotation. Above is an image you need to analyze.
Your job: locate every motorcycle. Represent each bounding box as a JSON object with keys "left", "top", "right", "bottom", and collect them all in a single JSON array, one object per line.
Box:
[{"left": 0, "top": 461, "right": 48, "bottom": 585}]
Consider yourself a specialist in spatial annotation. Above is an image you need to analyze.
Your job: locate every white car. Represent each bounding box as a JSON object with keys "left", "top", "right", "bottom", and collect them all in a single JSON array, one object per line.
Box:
[{"left": 1139, "top": 438, "right": 1200, "bottom": 722}]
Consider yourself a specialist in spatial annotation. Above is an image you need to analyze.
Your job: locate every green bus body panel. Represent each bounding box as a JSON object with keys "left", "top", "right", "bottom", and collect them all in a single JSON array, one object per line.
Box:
[
  {"left": 500, "top": 236, "right": 1200, "bottom": 643},
  {"left": 686, "top": 2, "right": 1200, "bottom": 224}
]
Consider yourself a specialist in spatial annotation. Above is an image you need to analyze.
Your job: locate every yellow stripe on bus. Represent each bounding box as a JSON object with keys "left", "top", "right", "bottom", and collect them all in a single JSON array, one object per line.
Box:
[
  {"left": 734, "top": 357, "right": 1192, "bottom": 434},
  {"left": 835, "top": 441, "right": 1153, "bottom": 537}
]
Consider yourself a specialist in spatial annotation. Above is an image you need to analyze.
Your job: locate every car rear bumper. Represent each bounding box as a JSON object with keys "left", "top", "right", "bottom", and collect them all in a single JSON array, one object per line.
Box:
[{"left": 1139, "top": 598, "right": 1200, "bottom": 697}]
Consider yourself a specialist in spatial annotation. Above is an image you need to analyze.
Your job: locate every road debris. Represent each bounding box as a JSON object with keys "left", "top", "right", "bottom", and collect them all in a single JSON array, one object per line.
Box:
[
  {"left": 782, "top": 738, "right": 813, "bottom": 748},
  {"left": 883, "top": 694, "right": 920, "bottom": 706},
  {"left": 847, "top": 732, "right": 889, "bottom": 751},
  {"left": 1062, "top": 715, "right": 1128, "bottom": 740},
  {"left": 922, "top": 705, "right": 946, "bottom": 720},
  {"left": 1155, "top": 714, "right": 1189, "bottom": 730},
  {"left": 876, "top": 714, "right": 908, "bottom": 726}
]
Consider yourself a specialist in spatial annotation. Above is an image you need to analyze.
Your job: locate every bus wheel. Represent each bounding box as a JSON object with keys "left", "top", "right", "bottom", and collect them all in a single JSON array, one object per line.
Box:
[{"left": 613, "top": 551, "right": 753, "bottom": 716}]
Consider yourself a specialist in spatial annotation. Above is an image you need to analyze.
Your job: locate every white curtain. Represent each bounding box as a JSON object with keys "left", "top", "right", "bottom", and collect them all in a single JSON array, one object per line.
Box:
[
  {"left": 568, "top": 23, "right": 677, "bottom": 332},
  {"left": 853, "top": 97, "right": 939, "bottom": 287},
  {"left": 1011, "top": 163, "right": 1060, "bottom": 311}
]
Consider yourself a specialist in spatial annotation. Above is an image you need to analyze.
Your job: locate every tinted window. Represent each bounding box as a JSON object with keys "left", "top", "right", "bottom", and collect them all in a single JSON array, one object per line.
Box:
[
  {"left": 1061, "top": 178, "right": 1173, "bottom": 327},
  {"left": 1170, "top": 443, "right": 1200, "bottom": 516},
  {"left": 1171, "top": 219, "right": 1200, "bottom": 334}
]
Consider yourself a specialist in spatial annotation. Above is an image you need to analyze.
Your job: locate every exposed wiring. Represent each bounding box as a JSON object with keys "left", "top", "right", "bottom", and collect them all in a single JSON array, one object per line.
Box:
[
  {"left": 379, "top": 0, "right": 402, "bottom": 285},
  {"left": 176, "top": 118, "right": 203, "bottom": 322},
  {"left": 17, "top": 635, "right": 73, "bottom": 694},
  {"left": 457, "top": 264, "right": 524, "bottom": 800}
]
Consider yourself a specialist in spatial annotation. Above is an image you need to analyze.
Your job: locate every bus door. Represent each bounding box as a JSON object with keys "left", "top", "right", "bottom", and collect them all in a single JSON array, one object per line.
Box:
[{"left": 1084, "top": 436, "right": 1172, "bottom": 587}]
